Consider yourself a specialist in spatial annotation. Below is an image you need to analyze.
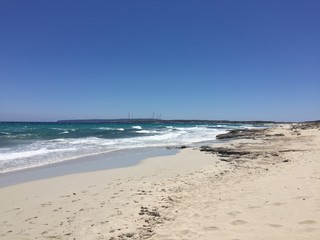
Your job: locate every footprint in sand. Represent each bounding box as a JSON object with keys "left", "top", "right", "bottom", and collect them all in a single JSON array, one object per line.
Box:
[
  {"left": 298, "top": 220, "right": 317, "bottom": 225},
  {"left": 41, "top": 202, "right": 52, "bottom": 207},
  {"left": 272, "top": 202, "right": 287, "bottom": 206},
  {"left": 59, "top": 195, "right": 70, "bottom": 198},
  {"left": 294, "top": 196, "right": 309, "bottom": 200},
  {"left": 248, "top": 205, "right": 261, "bottom": 209},
  {"left": 231, "top": 220, "right": 247, "bottom": 225},
  {"left": 25, "top": 216, "right": 38, "bottom": 222},
  {"left": 227, "top": 211, "right": 241, "bottom": 217},
  {"left": 203, "top": 226, "right": 220, "bottom": 231},
  {"left": 268, "top": 223, "right": 283, "bottom": 228},
  {"left": 53, "top": 207, "right": 63, "bottom": 212}
]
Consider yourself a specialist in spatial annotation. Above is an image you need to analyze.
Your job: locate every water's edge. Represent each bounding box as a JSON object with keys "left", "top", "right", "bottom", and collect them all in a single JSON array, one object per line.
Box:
[{"left": 0, "top": 147, "right": 179, "bottom": 188}]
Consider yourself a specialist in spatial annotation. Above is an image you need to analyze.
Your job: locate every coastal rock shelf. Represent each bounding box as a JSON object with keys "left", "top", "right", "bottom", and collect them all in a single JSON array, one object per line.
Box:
[{"left": 215, "top": 128, "right": 268, "bottom": 139}]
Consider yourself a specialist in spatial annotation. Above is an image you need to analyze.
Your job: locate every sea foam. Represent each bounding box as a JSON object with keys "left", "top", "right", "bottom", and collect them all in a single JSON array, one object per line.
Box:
[{"left": 0, "top": 122, "right": 262, "bottom": 173}]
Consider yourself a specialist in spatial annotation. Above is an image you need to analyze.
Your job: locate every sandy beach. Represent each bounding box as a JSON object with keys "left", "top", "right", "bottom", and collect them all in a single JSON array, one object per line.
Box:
[{"left": 1, "top": 123, "right": 320, "bottom": 240}]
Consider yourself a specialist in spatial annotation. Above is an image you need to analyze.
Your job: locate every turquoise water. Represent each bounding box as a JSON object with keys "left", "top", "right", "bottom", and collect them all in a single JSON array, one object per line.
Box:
[{"left": 0, "top": 121, "right": 262, "bottom": 173}]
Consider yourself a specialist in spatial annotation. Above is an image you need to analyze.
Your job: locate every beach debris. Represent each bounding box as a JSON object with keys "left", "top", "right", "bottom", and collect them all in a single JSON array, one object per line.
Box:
[
  {"left": 166, "top": 145, "right": 189, "bottom": 150},
  {"left": 139, "top": 207, "right": 160, "bottom": 217},
  {"left": 115, "top": 232, "right": 136, "bottom": 239},
  {"left": 291, "top": 121, "right": 320, "bottom": 130}
]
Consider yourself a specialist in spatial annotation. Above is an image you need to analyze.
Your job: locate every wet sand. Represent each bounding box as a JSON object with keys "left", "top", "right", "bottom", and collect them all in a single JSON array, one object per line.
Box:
[
  {"left": 1, "top": 123, "right": 320, "bottom": 239},
  {"left": 0, "top": 147, "right": 178, "bottom": 188}
]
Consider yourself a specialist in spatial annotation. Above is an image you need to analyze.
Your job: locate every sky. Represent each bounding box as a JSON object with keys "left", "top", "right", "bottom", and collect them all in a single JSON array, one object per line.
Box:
[{"left": 0, "top": 0, "right": 319, "bottom": 122}]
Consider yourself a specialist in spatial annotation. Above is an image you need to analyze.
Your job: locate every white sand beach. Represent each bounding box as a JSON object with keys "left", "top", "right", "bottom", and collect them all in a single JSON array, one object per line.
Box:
[{"left": 1, "top": 123, "right": 320, "bottom": 239}]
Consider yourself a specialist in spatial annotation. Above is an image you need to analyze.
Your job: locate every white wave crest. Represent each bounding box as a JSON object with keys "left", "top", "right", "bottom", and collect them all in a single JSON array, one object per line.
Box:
[
  {"left": 96, "top": 127, "right": 124, "bottom": 131},
  {"left": 136, "top": 130, "right": 158, "bottom": 134},
  {"left": 0, "top": 148, "right": 76, "bottom": 161},
  {"left": 59, "top": 131, "right": 69, "bottom": 134},
  {"left": 0, "top": 132, "right": 10, "bottom": 135}
]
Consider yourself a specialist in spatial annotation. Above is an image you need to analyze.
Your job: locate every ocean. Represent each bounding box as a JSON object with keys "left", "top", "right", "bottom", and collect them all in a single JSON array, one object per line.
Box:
[{"left": 0, "top": 121, "right": 265, "bottom": 174}]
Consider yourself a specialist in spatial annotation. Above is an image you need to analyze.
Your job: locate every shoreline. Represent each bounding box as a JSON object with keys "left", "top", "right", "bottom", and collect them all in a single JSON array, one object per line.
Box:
[
  {"left": 0, "top": 121, "right": 231, "bottom": 181},
  {"left": 0, "top": 147, "right": 179, "bottom": 188},
  {"left": 1, "top": 123, "right": 319, "bottom": 239}
]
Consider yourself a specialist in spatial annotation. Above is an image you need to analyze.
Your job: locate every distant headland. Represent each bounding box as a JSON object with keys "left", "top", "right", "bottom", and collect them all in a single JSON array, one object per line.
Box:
[{"left": 56, "top": 119, "right": 278, "bottom": 124}]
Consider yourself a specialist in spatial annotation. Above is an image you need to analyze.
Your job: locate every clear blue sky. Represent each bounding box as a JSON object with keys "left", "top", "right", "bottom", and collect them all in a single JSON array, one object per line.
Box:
[{"left": 1, "top": 0, "right": 319, "bottom": 122}]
